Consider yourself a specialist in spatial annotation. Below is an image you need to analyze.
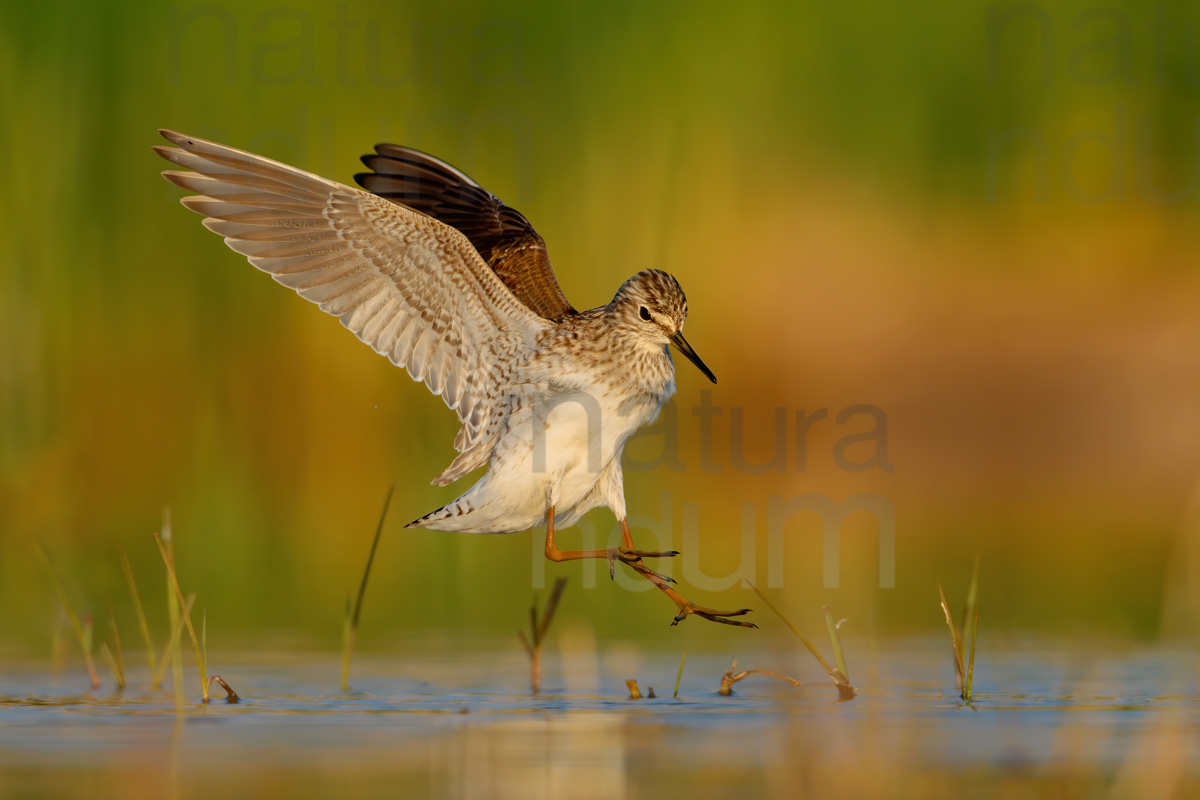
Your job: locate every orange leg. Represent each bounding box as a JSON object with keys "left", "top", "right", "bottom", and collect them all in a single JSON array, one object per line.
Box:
[
  {"left": 542, "top": 507, "right": 756, "bottom": 628},
  {"left": 616, "top": 519, "right": 756, "bottom": 628},
  {"left": 544, "top": 505, "right": 678, "bottom": 582}
]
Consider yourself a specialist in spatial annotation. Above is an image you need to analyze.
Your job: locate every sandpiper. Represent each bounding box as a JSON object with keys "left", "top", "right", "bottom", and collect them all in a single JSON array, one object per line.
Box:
[{"left": 154, "top": 130, "right": 754, "bottom": 627}]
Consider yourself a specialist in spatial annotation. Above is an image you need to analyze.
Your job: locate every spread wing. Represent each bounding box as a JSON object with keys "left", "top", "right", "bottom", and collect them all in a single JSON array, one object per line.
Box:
[
  {"left": 354, "top": 146, "right": 578, "bottom": 322},
  {"left": 154, "top": 129, "right": 550, "bottom": 478}
]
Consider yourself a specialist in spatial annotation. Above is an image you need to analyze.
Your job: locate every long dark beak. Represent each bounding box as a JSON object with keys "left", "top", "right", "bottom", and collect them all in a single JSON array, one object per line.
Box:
[{"left": 669, "top": 331, "right": 717, "bottom": 384}]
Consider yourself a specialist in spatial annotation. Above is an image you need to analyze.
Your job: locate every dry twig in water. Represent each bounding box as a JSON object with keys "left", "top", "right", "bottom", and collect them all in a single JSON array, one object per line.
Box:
[
  {"left": 208, "top": 675, "right": 240, "bottom": 703},
  {"left": 719, "top": 657, "right": 801, "bottom": 696}
]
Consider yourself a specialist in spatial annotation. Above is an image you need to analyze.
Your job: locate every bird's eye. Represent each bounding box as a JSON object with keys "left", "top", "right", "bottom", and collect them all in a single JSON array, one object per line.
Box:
[{"left": 639, "top": 306, "right": 652, "bottom": 321}]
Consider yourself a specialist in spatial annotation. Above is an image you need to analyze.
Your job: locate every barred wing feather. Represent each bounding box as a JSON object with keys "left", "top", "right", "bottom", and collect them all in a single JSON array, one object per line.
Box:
[{"left": 154, "top": 130, "right": 548, "bottom": 482}]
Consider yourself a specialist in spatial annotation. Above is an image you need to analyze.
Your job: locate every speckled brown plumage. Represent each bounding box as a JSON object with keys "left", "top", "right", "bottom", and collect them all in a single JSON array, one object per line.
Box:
[
  {"left": 154, "top": 130, "right": 750, "bottom": 627},
  {"left": 355, "top": 144, "right": 577, "bottom": 322}
]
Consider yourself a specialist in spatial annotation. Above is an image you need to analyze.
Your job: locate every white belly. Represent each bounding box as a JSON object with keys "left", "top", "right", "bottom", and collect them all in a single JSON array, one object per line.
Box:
[{"left": 442, "top": 387, "right": 663, "bottom": 533}]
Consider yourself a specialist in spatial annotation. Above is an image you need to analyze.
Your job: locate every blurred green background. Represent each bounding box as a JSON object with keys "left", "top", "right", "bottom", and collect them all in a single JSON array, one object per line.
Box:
[{"left": 2, "top": 0, "right": 1199, "bottom": 656}]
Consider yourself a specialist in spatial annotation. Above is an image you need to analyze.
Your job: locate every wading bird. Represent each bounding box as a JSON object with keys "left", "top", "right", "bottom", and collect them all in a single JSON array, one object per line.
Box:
[{"left": 155, "top": 130, "right": 753, "bottom": 627}]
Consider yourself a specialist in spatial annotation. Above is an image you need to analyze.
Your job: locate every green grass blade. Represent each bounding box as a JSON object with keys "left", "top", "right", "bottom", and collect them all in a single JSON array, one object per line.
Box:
[
  {"left": 51, "top": 612, "right": 66, "bottom": 682},
  {"left": 37, "top": 546, "right": 100, "bottom": 690},
  {"left": 152, "top": 593, "right": 195, "bottom": 689},
  {"left": 966, "top": 610, "right": 979, "bottom": 702},
  {"left": 674, "top": 650, "right": 687, "bottom": 699},
  {"left": 342, "top": 486, "right": 394, "bottom": 692},
  {"left": 340, "top": 597, "right": 353, "bottom": 692},
  {"left": 162, "top": 509, "right": 183, "bottom": 704},
  {"left": 964, "top": 559, "right": 980, "bottom": 701},
  {"left": 100, "top": 644, "right": 124, "bottom": 692},
  {"left": 350, "top": 486, "right": 393, "bottom": 629},
  {"left": 745, "top": 581, "right": 833, "bottom": 674},
  {"left": 938, "top": 582, "right": 965, "bottom": 697},
  {"left": 153, "top": 532, "right": 207, "bottom": 702},
  {"left": 107, "top": 602, "right": 126, "bottom": 691},
  {"left": 119, "top": 547, "right": 157, "bottom": 676},
  {"left": 822, "top": 606, "right": 851, "bottom": 684}
]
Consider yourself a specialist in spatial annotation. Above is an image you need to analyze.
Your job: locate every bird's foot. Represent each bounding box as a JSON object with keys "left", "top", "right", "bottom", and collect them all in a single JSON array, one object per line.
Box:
[
  {"left": 620, "top": 547, "right": 680, "bottom": 559},
  {"left": 606, "top": 547, "right": 679, "bottom": 581},
  {"left": 621, "top": 559, "right": 757, "bottom": 628},
  {"left": 671, "top": 601, "right": 756, "bottom": 628}
]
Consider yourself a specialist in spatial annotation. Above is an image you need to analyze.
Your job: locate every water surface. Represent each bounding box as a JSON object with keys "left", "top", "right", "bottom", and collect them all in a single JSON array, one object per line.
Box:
[{"left": 2, "top": 640, "right": 1197, "bottom": 798}]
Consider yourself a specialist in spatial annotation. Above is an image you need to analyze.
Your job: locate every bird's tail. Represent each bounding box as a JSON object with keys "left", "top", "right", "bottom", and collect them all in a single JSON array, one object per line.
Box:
[{"left": 404, "top": 497, "right": 476, "bottom": 530}]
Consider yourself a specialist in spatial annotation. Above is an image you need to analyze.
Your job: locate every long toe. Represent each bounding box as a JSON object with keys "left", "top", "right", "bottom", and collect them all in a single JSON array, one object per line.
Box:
[
  {"left": 634, "top": 565, "right": 676, "bottom": 584},
  {"left": 672, "top": 605, "right": 757, "bottom": 628},
  {"left": 619, "top": 548, "right": 679, "bottom": 560},
  {"left": 613, "top": 552, "right": 676, "bottom": 583}
]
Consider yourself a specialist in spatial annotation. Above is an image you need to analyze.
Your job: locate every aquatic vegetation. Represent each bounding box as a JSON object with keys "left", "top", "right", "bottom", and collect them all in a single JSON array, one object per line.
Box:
[
  {"left": 342, "top": 486, "right": 394, "bottom": 692},
  {"left": 37, "top": 546, "right": 100, "bottom": 690},
  {"left": 154, "top": 532, "right": 208, "bottom": 702},
  {"left": 517, "top": 577, "right": 567, "bottom": 694},
  {"left": 746, "top": 582, "right": 855, "bottom": 699},
  {"left": 939, "top": 558, "right": 981, "bottom": 702},
  {"left": 101, "top": 603, "right": 126, "bottom": 691},
  {"left": 119, "top": 547, "right": 158, "bottom": 682},
  {"left": 151, "top": 593, "right": 195, "bottom": 690},
  {"left": 673, "top": 650, "right": 687, "bottom": 698}
]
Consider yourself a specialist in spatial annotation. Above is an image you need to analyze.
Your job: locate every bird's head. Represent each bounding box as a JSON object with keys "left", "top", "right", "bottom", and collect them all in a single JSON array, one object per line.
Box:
[{"left": 611, "top": 269, "right": 716, "bottom": 384}]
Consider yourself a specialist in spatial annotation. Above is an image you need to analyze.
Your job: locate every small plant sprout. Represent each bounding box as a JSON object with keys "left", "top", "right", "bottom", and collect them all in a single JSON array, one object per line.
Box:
[
  {"left": 718, "top": 657, "right": 801, "bottom": 697},
  {"left": 517, "top": 576, "right": 567, "bottom": 694},
  {"left": 51, "top": 611, "right": 67, "bottom": 682},
  {"left": 822, "top": 607, "right": 852, "bottom": 689},
  {"left": 152, "top": 593, "right": 195, "bottom": 689},
  {"left": 37, "top": 546, "right": 101, "bottom": 690},
  {"left": 100, "top": 643, "right": 124, "bottom": 692},
  {"left": 746, "top": 581, "right": 855, "bottom": 699},
  {"left": 342, "top": 486, "right": 394, "bottom": 692},
  {"left": 939, "top": 558, "right": 981, "bottom": 702},
  {"left": 674, "top": 650, "right": 687, "bottom": 699},
  {"left": 161, "top": 508, "right": 184, "bottom": 704},
  {"left": 153, "top": 532, "right": 208, "bottom": 702},
  {"left": 102, "top": 602, "right": 127, "bottom": 692},
  {"left": 119, "top": 547, "right": 158, "bottom": 681}
]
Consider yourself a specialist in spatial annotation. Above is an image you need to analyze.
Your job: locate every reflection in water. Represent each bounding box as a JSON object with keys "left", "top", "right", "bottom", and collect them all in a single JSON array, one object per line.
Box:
[
  {"left": 1, "top": 644, "right": 1199, "bottom": 798},
  {"left": 454, "top": 715, "right": 627, "bottom": 800}
]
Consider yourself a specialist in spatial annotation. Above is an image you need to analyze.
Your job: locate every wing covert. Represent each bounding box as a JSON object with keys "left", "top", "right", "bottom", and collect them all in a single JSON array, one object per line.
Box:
[{"left": 355, "top": 145, "right": 577, "bottom": 322}]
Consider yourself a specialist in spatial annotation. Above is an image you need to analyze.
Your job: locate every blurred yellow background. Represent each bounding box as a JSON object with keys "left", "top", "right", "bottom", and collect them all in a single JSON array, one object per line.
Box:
[{"left": 2, "top": 0, "right": 1199, "bottom": 653}]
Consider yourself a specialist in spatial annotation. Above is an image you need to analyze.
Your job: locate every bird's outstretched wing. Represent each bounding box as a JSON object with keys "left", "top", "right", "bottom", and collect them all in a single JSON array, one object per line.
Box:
[
  {"left": 155, "top": 130, "right": 550, "bottom": 482},
  {"left": 355, "top": 145, "right": 577, "bottom": 322}
]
